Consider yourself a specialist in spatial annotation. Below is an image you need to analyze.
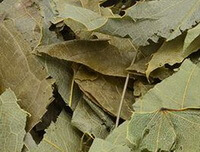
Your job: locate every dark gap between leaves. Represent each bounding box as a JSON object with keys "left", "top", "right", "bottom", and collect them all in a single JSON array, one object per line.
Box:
[
  {"left": 30, "top": 88, "right": 69, "bottom": 144},
  {"left": 49, "top": 23, "right": 76, "bottom": 41}
]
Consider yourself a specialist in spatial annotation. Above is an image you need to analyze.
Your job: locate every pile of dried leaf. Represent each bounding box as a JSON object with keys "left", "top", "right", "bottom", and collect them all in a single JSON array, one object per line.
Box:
[{"left": 1, "top": 0, "right": 200, "bottom": 151}]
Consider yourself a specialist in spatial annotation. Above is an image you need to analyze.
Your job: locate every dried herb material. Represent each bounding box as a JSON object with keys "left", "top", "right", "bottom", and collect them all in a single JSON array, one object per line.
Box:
[{"left": 1, "top": 0, "right": 200, "bottom": 151}]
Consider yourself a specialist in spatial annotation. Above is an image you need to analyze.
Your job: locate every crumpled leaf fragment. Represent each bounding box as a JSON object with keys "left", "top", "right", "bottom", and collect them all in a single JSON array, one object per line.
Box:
[
  {"left": 36, "top": 39, "right": 135, "bottom": 77},
  {"left": 0, "top": 20, "right": 54, "bottom": 130},
  {"left": 64, "top": 18, "right": 92, "bottom": 39},
  {"left": 89, "top": 138, "right": 131, "bottom": 152},
  {"left": 146, "top": 34, "right": 186, "bottom": 78},
  {"left": 37, "top": 0, "right": 62, "bottom": 45},
  {"left": 98, "top": 0, "right": 200, "bottom": 46},
  {"left": 74, "top": 66, "right": 134, "bottom": 120},
  {"left": 183, "top": 23, "right": 200, "bottom": 56},
  {"left": 31, "top": 110, "right": 82, "bottom": 152},
  {"left": 146, "top": 24, "right": 200, "bottom": 77},
  {"left": 72, "top": 97, "right": 111, "bottom": 138},
  {"left": 133, "top": 80, "right": 154, "bottom": 98},
  {"left": 127, "top": 40, "right": 163, "bottom": 75},
  {"left": 0, "top": 89, "right": 28, "bottom": 152},
  {"left": 36, "top": 54, "right": 81, "bottom": 110}
]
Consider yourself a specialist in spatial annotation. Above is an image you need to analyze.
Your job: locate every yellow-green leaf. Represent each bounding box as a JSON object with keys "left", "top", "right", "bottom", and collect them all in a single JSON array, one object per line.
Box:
[
  {"left": 31, "top": 110, "right": 82, "bottom": 152},
  {"left": 0, "top": 89, "right": 28, "bottom": 152}
]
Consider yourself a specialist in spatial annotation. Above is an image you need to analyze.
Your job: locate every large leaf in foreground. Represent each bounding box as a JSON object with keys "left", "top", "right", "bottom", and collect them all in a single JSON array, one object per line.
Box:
[
  {"left": 128, "top": 109, "right": 200, "bottom": 152},
  {"left": 128, "top": 60, "right": 200, "bottom": 151},
  {"left": 0, "top": 20, "right": 54, "bottom": 130},
  {"left": 37, "top": 40, "right": 135, "bottom": 77},
  {"left": 0, "top": 89, "right": 28, "bottom": 152},
  {"left": 89, "top": 138, "right": 131, "bottom": 152},
  {"left": 32, "top": 110, "right": 82, "bottom": 152},
  {"left": 99, "top": 0, "right": 200, "bottom": 46}
]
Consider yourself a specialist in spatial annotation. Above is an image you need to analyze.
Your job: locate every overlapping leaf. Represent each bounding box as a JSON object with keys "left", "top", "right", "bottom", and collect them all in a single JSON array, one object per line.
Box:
[
  {"left": 74, "top": 66, "right": 134, "bottom": 119},
  {"left": 146, "top": 23, "right": 200, "bottom": 77},
  {"left": 52, "top": 0, "right": 107, "bottom": 30},
  {"left": 36, "top": 54, "right": 81, "bottom": 110},
  {"left": 99, "top": 0, "right": 200, "bottom": 46},
  {"left": 0, "top": 20, "right": 54, "bottom": 130},
  {"left": 36, "top": 39, "right": 135, "bottom": 77},
  {"left": 31, "top": 110, "right": 82, "bottom": 152},
  {"left": 71, "top": 97, "right": 111, "bottom": 138}
]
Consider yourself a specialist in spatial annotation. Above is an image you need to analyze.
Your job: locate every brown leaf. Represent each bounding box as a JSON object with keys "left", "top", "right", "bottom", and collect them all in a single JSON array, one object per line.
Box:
[
  {"left": 74, "top": 66, "right": 134, "bottom": 120},
  {"left": 36, "top": 39, "right": 136, "bottom": 77},
  {"left": 0, "top": 20, "right": 54, "bottom": 130}
]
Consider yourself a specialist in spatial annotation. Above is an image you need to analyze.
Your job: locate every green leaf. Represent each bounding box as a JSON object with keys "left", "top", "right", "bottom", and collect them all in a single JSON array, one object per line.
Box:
[
  {"left": 0, "top": 20, "right": 54, "bottom": 130},
  {"left": 146, "top": 24, "right": 200, "bottom": 77},
  {"left": 106, "top": 121, "right": 132, "bottom": 147},
  {"left": 0, "top": 89, "right": 28, "bottom": 152},
  {"left": 31, "top": 110, "right": 82, "bottom": 152},
  {"left": 36, "top": 40, "right": 135, "bottom": 77},
  {"left": 64, "top": 18, "right": 92, "bottom": 39},
  {"left": 135, "top": 60, "right": 200, "bottom": 112},
  {"left": 128, "top": 60, "right": 200, "bottom": 151},
  {"left": 146, "top": 34, "right": 186, "bottom": 78},
  {"left": 128, "top": 109, "right": 200, "bottom": 152},
  {"left": 89, "top": 138, "right": 131, "bottom": 152},
  {"left": 183, "top": 23, "right": 200, "bottom": 56},
  {"left": 98, "top": 0, "right": 200, "bottom": 46}
]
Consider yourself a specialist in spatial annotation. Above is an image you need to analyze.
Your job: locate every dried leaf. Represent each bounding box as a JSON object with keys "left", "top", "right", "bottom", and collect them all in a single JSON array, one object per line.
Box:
[
  {"left": 72, "top": 97, "right": 111, "bottom": 138},
  {"left": 89, "top": 138, "right": 131, "bottom": 152},
  {"left": 36, "top": 54, "right": 81, "bottom": 110},
  {"left": 0, "top": 20, "right": 54, "bottom": 130},
  {"left": 99, "top": 0, "right": 200, "bottom": 46},
  {"left": 52, "top": 0, "right": 107, "bottom": 30},
  {"left": 74, "top": 66, "right": 134, "bottom": 120},
  {"left": 128, "top": 60, "right": 200, "bottom": 152},
  {"left": 31, "top": 110, "right": 82, "bottom": 152},
  {"left": 0, "top": 0, "right": 42, "bottom": 48},
  {"left": 36, "top": 40, "right": 135, "bottom": 77}
]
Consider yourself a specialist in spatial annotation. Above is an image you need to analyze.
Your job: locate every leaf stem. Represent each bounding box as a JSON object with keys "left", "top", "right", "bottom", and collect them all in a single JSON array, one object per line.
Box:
[{"left": 115, "top": 73, "right": 130, "bottom": 128}]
